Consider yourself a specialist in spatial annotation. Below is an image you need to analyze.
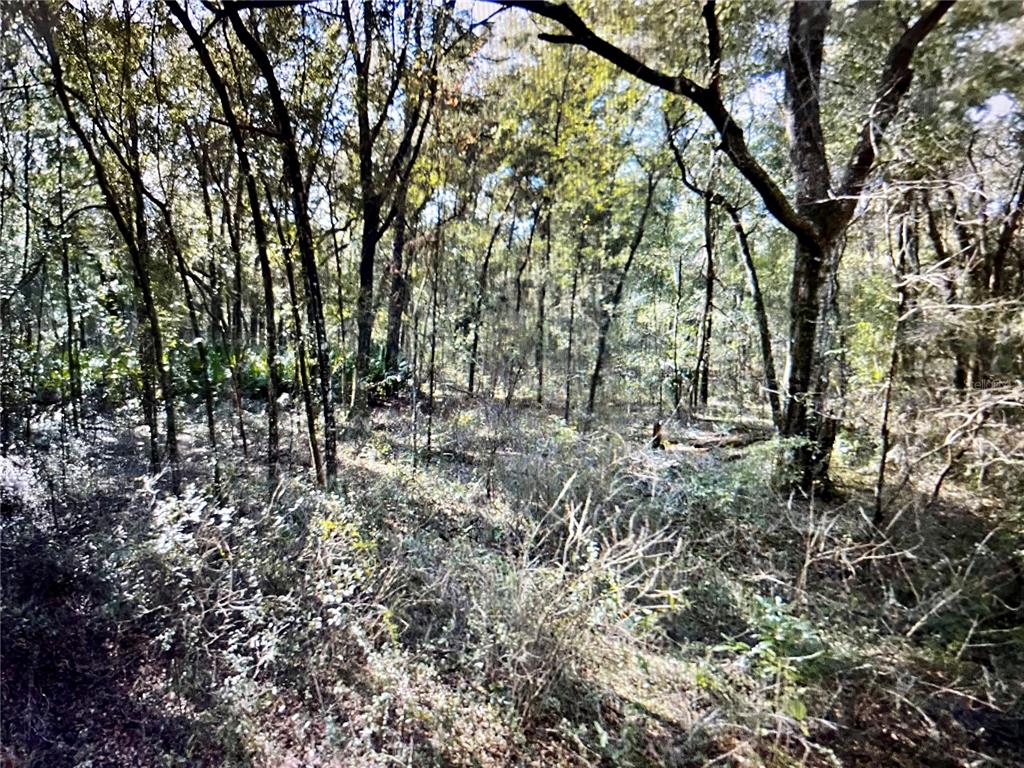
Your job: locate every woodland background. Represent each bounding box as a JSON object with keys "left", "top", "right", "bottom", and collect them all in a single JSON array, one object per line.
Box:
[{"left": 1, "top": 1, "right": 1022, "bottom": 765}]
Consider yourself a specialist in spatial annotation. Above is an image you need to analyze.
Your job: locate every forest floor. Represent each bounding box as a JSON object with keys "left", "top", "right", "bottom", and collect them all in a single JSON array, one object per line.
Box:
[{"left": 2, "top": 395, "right": 1022, "bottom": 767}]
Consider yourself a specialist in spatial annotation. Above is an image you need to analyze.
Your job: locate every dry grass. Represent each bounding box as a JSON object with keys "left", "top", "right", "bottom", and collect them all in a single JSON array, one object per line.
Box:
[{"left": 2, "top": 397, "right": 1021, "bottom": 766}]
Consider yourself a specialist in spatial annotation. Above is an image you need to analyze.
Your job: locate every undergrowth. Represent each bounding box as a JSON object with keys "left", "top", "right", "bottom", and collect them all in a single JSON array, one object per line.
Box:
[{"left": 1, "top": 401, "right": 1021, "bottom": 766}]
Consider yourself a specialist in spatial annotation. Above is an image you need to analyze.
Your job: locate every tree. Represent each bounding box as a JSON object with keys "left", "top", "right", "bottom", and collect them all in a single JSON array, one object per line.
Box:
[
  {"left": 29, "top": 1, "right": 182, "bottom": 489},
  {"left": 166, "top": 0, "right": 284, "bottom": 483},
  {"left": 338, "top": 0, "right": 451, "bottom": 415},
  {"left": 495, "top": 0, "right": 954, "bottom": 489}
]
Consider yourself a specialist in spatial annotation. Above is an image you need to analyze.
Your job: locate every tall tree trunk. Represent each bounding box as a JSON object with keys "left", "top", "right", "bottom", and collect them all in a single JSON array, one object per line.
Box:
[
  {"left": 427, "top": 212, "right": 442, "bottom": 452},
  {"left": 0, "top": 295, "right": 10, "bottom": 456},
  {"left": 127, "top": 125, "right": 180, "bottom": 491},
  {"left": 168, "top": 1, "right": 281, "bottom": 480},
  {"left": 692, "top": 195, "right": 715, "bottom": 410},
  {"left": 535, "top": 212, "right": 552, "bottom": 405},
  {"left": 726, "top": 208, "right": 780, "bottom": 428},
  {"left": 671, "top": 237, "right": 685, "bottom": 415},
  {"left": 469, "top": 191, "right": 516, "bottom": 395},
  {"left": 57, "top": 140, "right": 81, "bottom": 432},
  {"left": 563, "top": 234, "right": 583, "bottom": 422},
  {"left": 873, "top": 205, "right": 911, "bottom": 526},
  {"left": 515, "top": 206, "right": 541, "bottom": 314},
  {"left": 925, "top": 203, "right": 968, "bottom": 391},
  {"left": 195, "top": 140, "right": 248, "bottom": 454},
  {"left": 666, "top": 120, "right": 778, "bottom": 424},
  {"left": 780, "top": 0, "right": 832, "bottom": 464},
  {"left": 269, "top": 194, "right": 326, "bottom": 486},
  {"left": 587, "top": 174, "right": 657, "bottom": 415},
  {"left": 324, "top": 170, "right": 348, "bottom": 349},
  {"left": 158, "top": 201, "right": 220, "bottom": 489},
  {"left": 227, "top": 8, "right": 335, "bottom": 480},
  {"left": 354, "top": 194, "right": 382, "bottom": 412},
  {"left": 383, "top": 183, "right": 409, "bottom": 379},
  {"left": 231, "top": 178, "right": 244, "bottom": 350}
]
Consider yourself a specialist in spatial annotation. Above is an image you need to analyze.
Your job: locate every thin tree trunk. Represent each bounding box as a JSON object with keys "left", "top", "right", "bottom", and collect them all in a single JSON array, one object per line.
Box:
[
  {"left": 158, "top": 201, "right": 220, "bottom": 489},
  {"left": 57, "top": 140, "right": 81, "bottom": 432},
  {"left": 384, "top": 182, "right": 410, "bottom": 378},
  {"left": 563, "top": 234, "right": 583, "bottom": 422},
  {"left": 168, "top": 1, "right": 281, "bottom": 480},
  {"left": 693, "top": 195, "right": 715, "bottom": 410},
  {"left": 411, "top": 309, "right": 420, "bottom": 467},
  {"left": 226, "top": 9, "right": 335, "bottom": 480},
  {"left": 198, "top": 147, "right": 249, "bottom": 456},
  {"left": 271, "top": 195, "right": 326, "bottom": 486},
  {"left": 925, "top": 204, "right": 968, "bottom": 391},
  {"left": 671, "top": 239, "right": 685, "bottom": 415},
  {"left": 725, "top": 207, "right": 780, "bottom": 427},
  {"left": 535, "top": 211, "right": 552, "bottom": 405},
  {"left": 469, "top": 191, "right": 516, "bottom": 395},
  {"left": 325, "top": 175, "right": 348, "bottom": 349},
  {"left": 515, "top": 206, "right": 541, "bottom": 314},
  {"left": 231, "top": 179, "right": 244, "bottom": 349},
  {"left": 427, "top": 213, "right": 442, "bottom": 453},
  {"left": 126, "top": 124, "right": 180, "bottom": 491},
  {"left": 873, "top": 206, "right": 911, "bottom": 527},
  {"left": 0, "top": 295, "right": 10, "bottom": 455},
  {"left": 587, "top": 174, "right": 657, "bottom": 415}
]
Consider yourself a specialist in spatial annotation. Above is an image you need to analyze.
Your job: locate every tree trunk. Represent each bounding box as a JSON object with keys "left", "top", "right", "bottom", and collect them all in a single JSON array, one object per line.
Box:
[
  {"left": 272, "top": 199, "right": 326, "bottom": 486},
  {"left": 427, "top": 213, "right": 442, "bottom": 453},
  {"left": 227, "top": 8, "right": 335, "bottom": 481},
  {"left": 325, "top": 174, "right": 348, "bottom": 349},
  {"left": 873, "top": 206, "right": 911, "bottom": 526},
  {"left": 159, "top": 202, "right": 220, "bottom": 489},
  {"left": 384, "top": 183, "right": 409, "bottom": 378},
  {"left": 515, "top": 206, "right": 541, "bottom": 314},
  {"left": 692, "top": 195, "right": 715, "bottom": 410},
  {"left": 57, "top": 141, "right": 81, "bottom": 432},
  {"left": 563, "top": 236, "right": 583, "bottom": 422},
  {"left": 535, "top": 212, "right": 552, "bottom": 404},
  {"left": 127, "top": 129, "right": 180, "bottom": 491},
  {"left": 168, "top": 1, "right": 281, "bottom": 480},
  {"left": 587, "top": 174, "right": 657, "bottom": 415},
  {"left": 354, "top": 194, "right": 382, "bottom": 412},
  {"left": 726, "top": 207, "right": 781, "bottom": 428},
  {"left": 469, "top": 192, "right": 516, "bottom": 395},
  {"left": 925, "top": 204, "right": 968, "bottom": 391},
  {"left": 193, "top": 137, "right": 246, "bottom": 452}
]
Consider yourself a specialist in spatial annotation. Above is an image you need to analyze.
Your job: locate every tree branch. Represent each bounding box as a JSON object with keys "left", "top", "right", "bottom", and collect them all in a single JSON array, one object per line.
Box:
[
  {"left": 837, "top": 1, "right": 955, "bottom": 214},
  {"left": 489, "top": 0, "right": 820, "bottom": 248}
]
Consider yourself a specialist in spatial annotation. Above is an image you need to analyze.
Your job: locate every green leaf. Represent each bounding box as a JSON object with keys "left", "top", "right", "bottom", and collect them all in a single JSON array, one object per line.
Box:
[{"left": 784, "top": 697, "right": 807, "bottom": 722}]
